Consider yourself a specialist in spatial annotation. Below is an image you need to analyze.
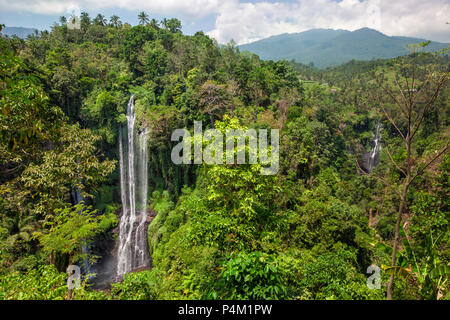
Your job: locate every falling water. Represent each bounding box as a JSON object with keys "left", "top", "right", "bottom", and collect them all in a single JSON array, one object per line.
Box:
[
  {"left": 368, "top": 122, "right": 382, "bottom": 172},
  {"left": 135, "top": 128, "right": 148, "bottom": 265},
  {"left": 116, "top": 95, "right": 150, "bottom": 277}
]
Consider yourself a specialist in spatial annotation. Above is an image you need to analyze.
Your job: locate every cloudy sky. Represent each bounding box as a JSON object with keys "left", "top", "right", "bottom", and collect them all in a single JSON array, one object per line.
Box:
[{"left": 0, "top": 0, "right": 449, "bottom": 44}]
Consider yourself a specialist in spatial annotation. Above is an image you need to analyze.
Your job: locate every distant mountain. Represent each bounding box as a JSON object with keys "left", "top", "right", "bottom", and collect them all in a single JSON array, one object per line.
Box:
[
  {"left": 1, "top": 27, "right": 39, "bottom": 38},
  {"left": 239, "top": 28, "right": 449, "bottom": 68}
]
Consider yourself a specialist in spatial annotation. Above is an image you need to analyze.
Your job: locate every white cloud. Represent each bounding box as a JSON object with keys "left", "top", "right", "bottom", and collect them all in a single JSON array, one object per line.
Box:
[
  {"left": 207, "top": 0, "right": 450, "bottom": 44},
  {"left": 0, "top": 0, "right": 221, "bottom": 18},
  {"left": 0, "top": 0, "right": 75, "bottom": 15},
  {"left": 0, "top": 0, "right": 448, "bottom": 43}
]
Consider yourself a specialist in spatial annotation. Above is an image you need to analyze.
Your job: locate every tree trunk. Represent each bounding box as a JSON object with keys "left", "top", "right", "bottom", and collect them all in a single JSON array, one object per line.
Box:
[
  {"left": 386, "top": 188, "right": 407, "bottom": 299},
  {"left": 368, "top": 208, "right": 374, "bottom": 227},
  {"left": 387, "top": 136, "right": 411, "bottom": 300},
  {"left": 210, "top": 113, "right": 215, "bottom": 128}
]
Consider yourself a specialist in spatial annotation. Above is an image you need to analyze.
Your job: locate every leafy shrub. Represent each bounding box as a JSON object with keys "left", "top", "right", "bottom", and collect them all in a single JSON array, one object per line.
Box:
[
  {"left": 0, "top": 265, "right": 67, "bottom": 300},
  {"left": 298, "top": 246, "right": 383, "bottom": 300},
  {"left": 10, "top": 255, "right": 39, "bottom": 272},
  {"left": 0, "top": 264, "right": 106, "bottom": 300},
  {"left": 110, "top": 270, "right": 160, "bottom": 300},
  {"left": 216, "top": 252, "right": 287, "bottom": 299}
]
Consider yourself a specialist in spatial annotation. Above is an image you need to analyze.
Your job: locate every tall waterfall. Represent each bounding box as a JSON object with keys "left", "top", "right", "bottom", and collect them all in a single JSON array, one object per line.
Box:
[
  {"left": 368, "top": 122, "right": 382, "bottom": 172},
  {"left": 116, "top": 94, "right": 150, "bottom": 277}
]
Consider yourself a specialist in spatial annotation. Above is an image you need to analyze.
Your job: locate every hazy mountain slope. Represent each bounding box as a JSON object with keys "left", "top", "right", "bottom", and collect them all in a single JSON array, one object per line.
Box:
[
  {"left": 0, "top": 27, "right": 39, "bottom": 38},
  {"left": 239, "top": 28, "right": 449, "bottom": 68}
]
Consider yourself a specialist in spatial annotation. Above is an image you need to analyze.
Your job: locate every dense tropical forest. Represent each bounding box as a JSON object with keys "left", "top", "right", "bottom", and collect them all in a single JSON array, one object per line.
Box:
[{"left": 0, "top": 12, "right": 448, "bottom": 300}]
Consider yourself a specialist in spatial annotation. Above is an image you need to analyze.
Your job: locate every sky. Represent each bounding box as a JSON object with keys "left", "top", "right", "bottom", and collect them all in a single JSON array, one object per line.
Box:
[{"left": 0, "top": 0, "right": 449, "bottom": 44}]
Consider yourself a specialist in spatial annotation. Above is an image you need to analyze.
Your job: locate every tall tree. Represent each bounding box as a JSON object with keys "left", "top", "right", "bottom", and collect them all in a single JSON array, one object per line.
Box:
[
  {"left": 93, "top": 14, "right": 107, "bottom": 26},
  {"left": 109, "top": 15, "right": 121, "bottom": 28},
  {"left": 367, "top": 44, "right": 449, "bottom": 299},
  {"left": 138, "top": 11, "right": 149, "bottom": 25},
  {"left": 149, "top": 18, "right": 159, "bottom": 29},
  {"left": 166, "top": 18, "right": 182, "bottom": 33},
  {"left": 161, "top": 18, "right": 169, "bottom": 30},
  {"left": 199, "top": 81, "right": 231, "bottom": 126},
  {"left": 80, "top": 11, "right": 91, "bottom": 30}
]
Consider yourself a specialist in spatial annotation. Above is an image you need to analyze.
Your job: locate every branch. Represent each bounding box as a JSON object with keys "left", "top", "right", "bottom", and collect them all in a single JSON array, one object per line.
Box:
[
  {"left": 392, "top": 74, "right": 411, "bottom": 118},
  {"left": 379, "top": 78, "right": 409, "bottom": 118},
  {"left": 408, "top": 143, "right": 450, "bottom": 187},
  {"left": 410, "top": 50, "right": 418, "bottom": 107},
  {"left": 410, "top": 72, "right": 448, "bottom": 141},
  {"left": 384, "top": 144, "right": 406, "bottom": 176},
  {"left": 403, "top": 64, "right": 411, "bottom": 102},
  {"left": 379, "top": 102, "right": 407, "bottom": 142},
  {"left": 410, "top": 73, "right": 432, "bottom": 107}
]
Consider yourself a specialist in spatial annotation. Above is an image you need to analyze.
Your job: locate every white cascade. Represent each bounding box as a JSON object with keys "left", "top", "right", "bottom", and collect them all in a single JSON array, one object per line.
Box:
[
  {"left": 368, "top": 122, "right": 382, "bottom": 172},
  {"left": 116, "top": 94, "right": 150, "bottom": 277}
]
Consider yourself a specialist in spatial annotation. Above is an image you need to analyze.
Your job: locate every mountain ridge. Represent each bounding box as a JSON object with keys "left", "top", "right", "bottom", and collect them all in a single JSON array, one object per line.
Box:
[{"left": 239, "top": 28, "right": 449, "bottom": 68}]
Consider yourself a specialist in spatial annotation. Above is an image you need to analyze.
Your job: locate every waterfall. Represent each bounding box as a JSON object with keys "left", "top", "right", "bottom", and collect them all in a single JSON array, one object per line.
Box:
[
  {"left": 116, "top": 94, "right": 150, "bottom": 277},
  {"left": 368, "top": 122, "right": 382, "bottom": 172},
  {"left": 135, "top": 128, "right": 148, "bottom": 265}
]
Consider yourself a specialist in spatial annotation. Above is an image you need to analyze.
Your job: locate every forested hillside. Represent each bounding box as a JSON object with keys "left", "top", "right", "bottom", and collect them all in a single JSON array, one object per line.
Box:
[
  {"left": 0, "top": 13, "right": 448, "bottom": 300},
  {"left": 239, "top": 28, "right": 449, "bottom": 68}
]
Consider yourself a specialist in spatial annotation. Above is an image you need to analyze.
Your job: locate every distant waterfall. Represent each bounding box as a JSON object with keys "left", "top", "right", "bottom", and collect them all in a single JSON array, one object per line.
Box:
[
  {"left": 368, "top": 122, "right": 382, "bottom": 172},
  {"left": 116, "top": 94, "right": 150, "bottom": 276}
]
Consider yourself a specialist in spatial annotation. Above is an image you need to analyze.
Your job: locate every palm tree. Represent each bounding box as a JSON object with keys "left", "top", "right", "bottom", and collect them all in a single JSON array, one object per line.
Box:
[
  {"left": 109, "top": 15, "right": 121, "bottom": 28},
  {"left": 80, "top": 12, "right": 91, "bottom": 30},
  {"left": 80, "top": 12, "right": 90, "bottom": 23},
  {"left": 138, "top": 11, "right": 149, "bottom": 25},
  {"left": 59, "top": 16, "right": 67, "bottom": 25},
  {"left": 149, "top": 18, "right": 159, "bottom": 29},
  {"left": 161, "top": 18, "right": 169, "bottom": 30},
  {"left": 93, "top": 14, "right": 107, "bottom": 26}
]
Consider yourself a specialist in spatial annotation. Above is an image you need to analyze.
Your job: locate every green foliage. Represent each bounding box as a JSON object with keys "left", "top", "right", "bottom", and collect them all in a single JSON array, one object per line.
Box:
[
  {"left": 239, "top": 28, "right": 449, "bottom": 68},
  {"left": 0, "top": 37, "right": 63, "bottom": 164},
  {"left": 148, "top": 190, "right": 175, "bottom": 255},
  {"left": 0, "top": 265, "right": 67, "bottom": 300},
  {"left": 216, "top": 252, "right": 287, "bottom": 299},
  {"left": 383, "top": 228, "right": 449, "bottom": 300},
  {"left": 0, "top": 13, "right": 447, "bottom": 301},
  {"left": 33, "top": 203, "right": 102, "bottom": 265},
  {"left": 110, "top": 270, "right": 160, "bottom": 300},
  {"left": 281, "top": 115, "right": 346, "bottom": 180},
  {"left": 298, "top": 246, "right": 383, "bottom": 300},
  {"left": 0, "top": 35, "right": 116, "bottom": 271},
  {"left": 0, "top": 264, "right": 106, "bottom": 300}
]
